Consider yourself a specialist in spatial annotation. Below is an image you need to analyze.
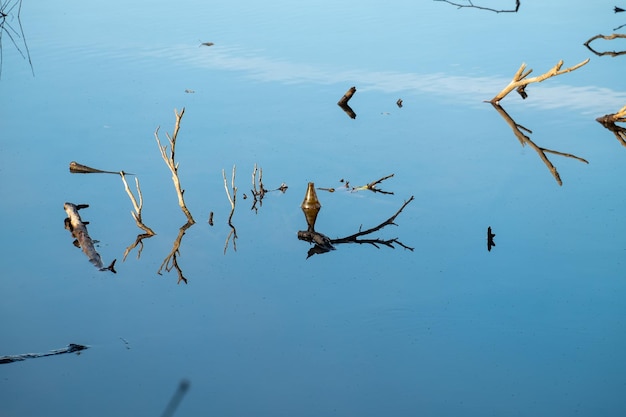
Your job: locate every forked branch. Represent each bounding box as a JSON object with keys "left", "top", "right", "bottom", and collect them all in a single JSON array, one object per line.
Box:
[
  {"left": 434, "top": 0, "right": 520, "bottom": 13},
  {"left": 584, "top": 33, "right": 626, "bottom": 56},
  {"left": 489, "top": 59, "right": 590, "bottom": 104},
  {"left": 154, "top": 108, "right": 195, "bottom": 224}
]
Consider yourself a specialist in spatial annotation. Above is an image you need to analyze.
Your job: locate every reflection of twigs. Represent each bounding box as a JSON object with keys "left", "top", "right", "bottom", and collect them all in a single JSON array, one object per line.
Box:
[
  {"left": 122, "top": 233, "right": 153, "bottom": 262},
  {"left": 491, "top": 103, "right": 588, "bottom": 186},
  {"left": 596, "top": 105, "right": 626, "bottom": 147},
  {"left": 434, "top": 0, "right": 520, "bottom": 13},
  {"left": 155, "top": 108, "right": 195, "bottom": 224},
  {"left": 158, "top": 221, "right": 194, "bottom": 284},
  {"left": 584, "top": 33, "right": 626, "bottom": 57},
  {"left": 0, "top": 0, "right": 35, "bottom": 78},
  {"left": 488, "top": 59, "right": 590, "bottom": 104},
  {"left": 352, "top": 174, "right": 395, "bottom": 194},
  {"left": 223, "top": 165, "right": 238, "bottom": 254}
]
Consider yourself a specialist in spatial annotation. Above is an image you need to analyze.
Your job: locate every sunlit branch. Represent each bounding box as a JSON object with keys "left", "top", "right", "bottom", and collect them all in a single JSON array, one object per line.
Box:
[
  {"left": 351, "top": 173, "right": 395, "bottom": 194},
  {"left": 154, "top": 108, "right": 195, "bottom": 224},
  {"left": 120, "top": 172, "right": 155, "bottom": 235},
  {"left": 488, "top": 59, "right": 590, "bottom": 104},
  {"left": 434, "top": 0, "right": 520, "bottom": 13}
]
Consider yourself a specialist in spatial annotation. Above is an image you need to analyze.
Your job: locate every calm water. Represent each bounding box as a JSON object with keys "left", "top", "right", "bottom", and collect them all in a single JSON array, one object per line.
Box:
[{"left": 1, "top": 1, "right": 626, "bottom": 416}]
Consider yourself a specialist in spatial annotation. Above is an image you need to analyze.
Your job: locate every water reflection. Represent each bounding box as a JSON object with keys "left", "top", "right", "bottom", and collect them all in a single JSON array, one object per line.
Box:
[
  {"left": 584, "top": 33, "right": 626, "bottom": 57},
  {"left": 298, "top": 182, "right": 414, "bottom": 258},
  {"left": 0, "top": 0, "right": 33, "bottom": 78},
  {"left": 158, "top": 221, "right": 193, "bottom": 285},
  {"left": 490, "top": 103, "right": 588, "bottom": 186},
  {"left": 596, "top": 105, "right": 626, "bottom": 147}
]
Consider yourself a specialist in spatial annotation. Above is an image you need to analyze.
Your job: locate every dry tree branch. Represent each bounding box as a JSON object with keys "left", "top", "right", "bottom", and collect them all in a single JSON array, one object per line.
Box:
[
  {"left": 488, "top": 59, "right": 590, "bottom": 104},
  {"left": 584, "top": 33, "right": 626, "bottom": 57},
  {"left": 434, "top": 0, "right": 520, "bottom": 13},
  {"left": 120, "top": 172, "right": 155, "bottom": 235},
  {"left": 223, "top": 165, "right": 238, "bottom": 254},
  {"left": 154, "top": 108, "right": 195, "bottom": 224},
  {"left": 491, "top": 103, "right": 588, "bottom": 186},
  {"left": 352, "top": 173, "right": 395, "bottom": 194}
]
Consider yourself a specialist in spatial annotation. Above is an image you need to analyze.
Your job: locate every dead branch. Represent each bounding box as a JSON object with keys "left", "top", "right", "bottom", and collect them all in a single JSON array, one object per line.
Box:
[
  {"left": 488, "top": 59, "right": 590, "bottom": 104},
  {"left": 120, "top": 172, "right": 155, "bottom": 235},
  {"left": 298, "top": 196, "right": 415, "bottom": 257},
  {"left": 596, "top": 105, "right": 626, "bottom": 147},
  {"left": 352, "top": 174, "right": 395, "bottom": 194},
  {"left": 122, "top": 233, "right": 154, "bottom": 262},
  {"left": 223, "top": 165, "right": 238, "bottom": 254},
  {"left": 158, "top": 221, "right": 194, "bottom": 284},
  {"left": 249, "top": 164, "right": 288, "bottom": 213},
  {"left": 584, "top": 33, "right": 626, "bottom": 57},
  {"left": 434, "top": 0, "right": 520, "bottom": 13},
  {"left": 491, "top": 103, "right": 588, "bottom": 186},
  {"left": 338, "top": 87, "right": 357, "bottom": 119},
  {"left": 154, "top": 108, "right": 195, "bottom": 224}
]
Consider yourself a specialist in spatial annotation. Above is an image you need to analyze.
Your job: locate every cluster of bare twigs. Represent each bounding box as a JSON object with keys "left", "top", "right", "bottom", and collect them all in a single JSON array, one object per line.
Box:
[
  {"left": 434, "top": 0, "right": 520, "bottom": 13},
  {"left": 247, "top": 163, "right": 288, "bottom": 213},
  {"left": 120, "top": 172, "right": 156, "bottom": 261},
  {"left": 155, "top": 108, "right": 195, "bottom": 225}
]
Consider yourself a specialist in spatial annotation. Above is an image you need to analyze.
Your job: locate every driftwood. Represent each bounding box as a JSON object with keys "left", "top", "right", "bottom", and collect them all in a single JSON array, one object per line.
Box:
[
  {"left": 491, "top": 103, "right": 588, "bottom": 186},
  {"left": 488, "top": 59, "right": 590, "bottom": 104},
  {"left": 0, "top": 343, "right": 88, "bottom": 364},
  {"left": 316, "top": 174, "right": 395, "bottom": 194},
  {"left": 434, "top": 0, "right": 520, "bottom": 13},
  {"left": 64, "top": 203, "right": 116, "bottom": 272},
  {"left": 158, "top": 221, "right": 194, "bottom": 284},
  {"left": 584, "top": 33, "right": 626, "bottom": 57},
  {"left": 69, "top": 161, "right": 133, "bottom": 175},
  {"left": 596, "top": 105, "right": 626, "bottom": 147},
  {"left": 155, "top": 108, "right": 195, "bottom": 224},
  {"left": 298, "top": 195, "right": 415, "bottom": 258},
  {"left": 337, "top": 86, "right": 357, "bottom": 119}
]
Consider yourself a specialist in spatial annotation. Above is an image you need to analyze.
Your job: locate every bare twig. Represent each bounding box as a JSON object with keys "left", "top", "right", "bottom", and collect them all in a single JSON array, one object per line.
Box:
[
  {"left": 338, "top": 86, "right": 357, "bottom": 119},
  {"left": 120, "top": 172, "right": 155, "bottom": 235},
  {"left": 584, "top": 33, "right": 626, "bottom": 57},
  {"left": 154, "top": 108, "right": 195, "bottom": 224},
  {"left": 434, "top": 0, "right": 520, "bottom": 13},
  {"left": 352, "top": 174, "right": 395, "bottom": 194},
  {"left": 488, "top": 59, "right": 590, "bottom": 104}
]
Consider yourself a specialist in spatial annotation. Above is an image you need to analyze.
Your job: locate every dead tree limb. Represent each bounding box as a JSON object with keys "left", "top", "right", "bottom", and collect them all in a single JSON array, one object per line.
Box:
[
  {"left": 352, "top": 173, "right": 395, "bottom": 194},
  {"left": 338, "top": 87, "right": 357, "bottom": 119},
  {"left": 434, "top": 0, "right": 520, "bottom": 13},
  {"left": 584, "top": 33, "right": 626, "bottom": 57},
  {"left": 489, "top": 59, "right": 590, "bottom": 104},
  {"left": 154, "top": 108, "right": 195, "bottom": 224},
  {"left": 491, "top": 103, "right": 588, "bottom": 186},
  {"left": 120, "top": 172, "right": 155, "bottom": 235}
]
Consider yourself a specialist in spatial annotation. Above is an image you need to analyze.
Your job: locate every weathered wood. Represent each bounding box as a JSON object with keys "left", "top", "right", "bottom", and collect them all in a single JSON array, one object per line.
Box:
[
  {"left": 489, "top": 59, "right": 590, "bottom": 104},
  {"left": 64, "top": 203, "right": 116, "bottom": 272}
]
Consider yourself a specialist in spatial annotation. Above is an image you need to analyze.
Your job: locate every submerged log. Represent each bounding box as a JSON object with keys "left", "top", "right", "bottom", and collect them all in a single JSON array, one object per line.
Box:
[
  {"left": 64, "top": 203, "right": 116, "bottom": 273},
  {"left": 0, "top": 343, "right": 88, "bottom": 365}
]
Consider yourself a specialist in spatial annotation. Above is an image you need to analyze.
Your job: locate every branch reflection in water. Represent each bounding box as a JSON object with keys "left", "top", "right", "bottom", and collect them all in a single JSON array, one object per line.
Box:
[
  {"left": 298, "top": 182, "right": 414, "bottom": 258},
  {"left": 596, "top": 104, "right": 626, "bottom": 147},
  {"left": 158, "top": 221, "right": 194, "bottom": 285},
  {"left": 490, "top": 103, "right": 588, "bottom": 186}
]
